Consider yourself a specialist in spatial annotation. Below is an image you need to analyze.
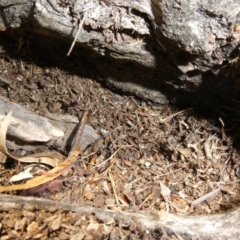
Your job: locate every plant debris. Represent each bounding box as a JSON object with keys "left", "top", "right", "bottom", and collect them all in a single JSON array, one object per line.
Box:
[
  {"left": 0, "top": 109, "right": 86, "bottom": 193},
  {"left": 0, "top": 62, "right": 240, "bottom": 215},
  {"left": 0, "top": 31, "right": 240, "bottom": 238}
]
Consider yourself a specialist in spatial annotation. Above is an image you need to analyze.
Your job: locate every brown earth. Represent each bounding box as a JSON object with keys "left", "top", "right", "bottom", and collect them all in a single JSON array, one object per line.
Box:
[{"left": 0, "top": 30, "right": 240, "bottom": 239}]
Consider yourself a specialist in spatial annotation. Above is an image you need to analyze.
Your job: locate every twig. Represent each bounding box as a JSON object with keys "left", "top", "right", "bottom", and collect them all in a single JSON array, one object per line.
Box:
[
  {"left": 67, "top": 12, "right": 87, "bottom": 56},
  {"left": 66, "top": 85, "right": 78, "bottom": 102},
  {"left": 191, "top": 188, "right": 221, "bottom": 206},
  {"left": 69, "top": 110, "right": 89, "bottom": 156},
  {"left": 109, "top": 171, "right": 120, "bottom": 207},
  {"left": 95, "top": 157, "right": 117, "bottom": 178},
  {"left": 81, "top": 151, "right": 98, "bottom": 161},
  {"left": 159, "top": 108, "right": 192, "bottom": 123},
  {"left": 153, "top": 168, "right": 182, "bottom": 180},
  {"left": 67, "top": 3, "right": 96, "bottom": 56},
  {"left": 83, "top": 126, "right": 122, "bottom": 154},
  {"left": 219, "top": 117, "right": 227, "bottom": 140},
  {"left": 137, "top": 191, "right": 155, "bottom": 210},
  {"left": 91, "top": 145, "right": 132, "bottom": 168}
]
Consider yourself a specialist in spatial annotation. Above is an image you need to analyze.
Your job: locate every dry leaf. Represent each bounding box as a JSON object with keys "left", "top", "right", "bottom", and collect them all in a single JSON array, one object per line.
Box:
[
  {"left": 119, "top": 193, "right": 135, "bottom": 207},
  {"left": 177, "top": 147, "right": 191, "bottom": 158},
  {"left": 160, "top": 181, "right": 171, "bottom": 200},
  {"left": 204, "top": 137, "right": 213, "bottom": 159},
  {"left": 169, "top": 194, "right": 189, "bottom": 214},
  {"left": 0, "top": 149, "right": 80, "bottom": 192},
  {"left": 10, "top": 167, "right": 33, "bottom": 182},
  {"left": 84, "top": 189, "right": 94, "bottom": 200},
  {"left": 235, "top": 25, "right": 240, "bottom": 31},
  {"left": 18, "top": 152, "right": 65, "bottom": 167},
  {"left": 0, "top": 110, "right": 65, "bottom": 167},
  {"left": 0, "top": 110, "right": 18, "bottom": 161},
  {"left": 27, "top": 221, "right": 38, "bottom": 234},
  {"left": 0, "top": 110, "right": 77, "bottom": 192},
  {"left": 160, "top": 181, "right": 189, "bottom": 214}
]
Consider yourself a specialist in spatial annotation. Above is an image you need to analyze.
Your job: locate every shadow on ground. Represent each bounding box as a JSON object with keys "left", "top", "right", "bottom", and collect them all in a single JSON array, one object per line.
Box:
[{"left": 0, "top": 28, "right": 239, "bottom": 150}]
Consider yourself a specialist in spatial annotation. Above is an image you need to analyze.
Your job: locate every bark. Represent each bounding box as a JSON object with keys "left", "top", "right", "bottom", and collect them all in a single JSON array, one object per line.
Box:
[
  {"left": 1, "top": 0, "right": 240, "bottom": 104},
  {"left": 0, "top": 194, "right": 239, "bottom": 239}
]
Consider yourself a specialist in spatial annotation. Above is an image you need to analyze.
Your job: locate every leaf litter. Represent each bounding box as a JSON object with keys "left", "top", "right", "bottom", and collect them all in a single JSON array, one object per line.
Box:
[
  {"left": 0, "top": 35, "right": 240, "bottom": 227},
  {"left": 1, "top": 96, "right": 240, "bottom": 216},
  {"left": 0, "top": 109, "right": 83, "bottom": 193}
]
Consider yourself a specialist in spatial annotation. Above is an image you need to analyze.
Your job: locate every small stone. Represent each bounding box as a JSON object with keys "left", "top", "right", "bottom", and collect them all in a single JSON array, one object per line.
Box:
[
  {"left": 27, "top": 221, "right": 38, "bottom": 234},
  {"left": 49, "top": 215, "right": 62, "bottom": 231},
  {"left": 145, "top": 161, "right": 151, "bottom": 167},
  {"left": 14, "top": 217, "right": 26, "bottom": 231},
  {"left": 84, "top": 189, "right": 94, "bottom": 200},
  {"left": 59, "top": 233, "right": 70, "bottom": 240},
  {"left": 105, "top": 198, "right": 116, "bottom": 205},
  {"left": 70, "top": 230, "right": 85, "bottom": 240},
  {"left": 33, "top": 233, "right": 44, "bottom": 239}
]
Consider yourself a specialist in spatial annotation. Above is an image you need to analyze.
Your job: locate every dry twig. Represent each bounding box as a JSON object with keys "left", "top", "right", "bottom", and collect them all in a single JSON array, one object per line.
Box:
[
  {"left": 159, "top": 108, "right": 191, "bottom": 123},
  {"left": 137, "top": 191, "right": 155, "bottom": 210},
  {"left": 109, "top": 171, "right": 120, "bottom": 207},
  {"left": 191, "top": 188, "right": 221, "bottom": 206},
  {"left": 69, "top": 110, "right": 89, "bottom": 156}
]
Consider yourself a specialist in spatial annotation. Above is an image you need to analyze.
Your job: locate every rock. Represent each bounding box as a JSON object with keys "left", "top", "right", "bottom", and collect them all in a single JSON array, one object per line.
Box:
[
  {"left": 0, "top": 96, "right": 99, "bottom": 151},
  {"left": 0, "top": 96, "right": 64, "bottom": 142}
]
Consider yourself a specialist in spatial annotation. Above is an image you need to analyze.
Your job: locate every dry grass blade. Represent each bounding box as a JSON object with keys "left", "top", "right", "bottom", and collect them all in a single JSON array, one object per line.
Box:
[
  {"left": 18, "top": 152, "right": 65, "bottom": 168},
  {"left": 92, "top": 145, "right": 131, "bottom": 168},
  {"left": 219, "top": 117, "right": 227, "bottom": 140},
  {"left": 0, "top": 109, "right": 83, "bottom": 192},
  {"left": 137, "top": 191, "right": 155, "bottom": 210},
  {"left": 67, "top": 3, "right": 96, "bottom": 56},
  {"left": 67, "top": 12, "right": 87, "bottom": 56},
  {"left": 0, "top": 110, "right": 18, "bottom": 161},
  {"left": 97, "top": 157, "right": 117, "bottom": 177},
  {"left": 0, "top": 149, "right": 80, "bottom": 192},
  {"left": 159, "top": 108, "right": 191, "bottom": 123},
  {"left": 109, "top": 171, "right": 120, "bottom": 207},
  {"left": 80, "top": 157, "right": 118, "bottom": 200}
]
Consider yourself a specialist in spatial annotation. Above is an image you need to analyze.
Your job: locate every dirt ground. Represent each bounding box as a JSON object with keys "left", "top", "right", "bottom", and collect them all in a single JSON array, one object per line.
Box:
[{"left": 0, "top": 31, "right": 240, "bottom": 239}]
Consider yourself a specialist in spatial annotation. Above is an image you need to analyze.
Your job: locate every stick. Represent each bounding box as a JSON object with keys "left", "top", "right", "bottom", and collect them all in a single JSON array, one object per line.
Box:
[
  {"left": 109, "top": 171, "right": 120, "bottom": 207},
  {"left": 67, "top": 12, "right": 87, "bottom": 56},
  {"left": 69, "top": 110, "right": 89, "bottom": 157},
  {"left": 191, "top": 188, "right": 221, "bottom": 206}
]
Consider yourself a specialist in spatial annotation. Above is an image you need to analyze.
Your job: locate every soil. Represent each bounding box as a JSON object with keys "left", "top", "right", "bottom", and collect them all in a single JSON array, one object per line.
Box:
[{"left": 0, "top": 30, "right": 240, "bottom": 239}]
